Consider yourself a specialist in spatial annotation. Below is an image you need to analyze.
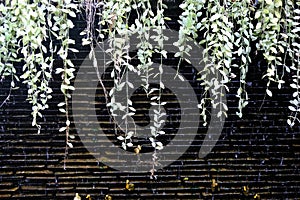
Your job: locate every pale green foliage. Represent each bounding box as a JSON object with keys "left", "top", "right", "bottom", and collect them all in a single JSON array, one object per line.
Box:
[
  {"left": 0, "top": 3, "right": 20, "bottom": 107},
  {"left": 100, "top": 0, "right": 136, "bottom": 150},
  {"left": 1, "top": 0, "right": 300, "bottom": 170},
  {"left": 80, "top": 0, "right": 168, "bottom": 177},
  {"left": 0, "top": 0, "right": 77, "bottom": 159},
  {"left": 254, "top": 0, "right": 284, "bottom": 96},
  {"left": 231, "top": 0, "right": 253, "bottom": 118},
  {"left": 135, "top": 0, "right": 154, "bottom": 91},
  {"left": 148, "top": 0, "right": 167, "bottom": 179},
  {"left": 1, "top": 1, "right": 53, "bottom": 132},
  {"left": 176, "top": 0, "right": 300, "bottom": 126},
  {"left": 175, "top": 0, "right": 205, "bottom": 61},
  {"left": 186, "top": 0, "right": 234, "bottom": 125},
  {"left": 287, "top": 2, "right": 300, "bottom": 126},
  {"left": 97, "top": 0, "right": 167, "bottom": 177},
  {"left": 52, "top": 0, "right": 78, "bottom": 158},
  {"left": 174, "top": 0, "right": 205, "bottom": 82}
]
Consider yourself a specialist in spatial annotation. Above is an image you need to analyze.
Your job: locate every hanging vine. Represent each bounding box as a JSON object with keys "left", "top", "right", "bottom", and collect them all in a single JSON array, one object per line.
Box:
[
  {"left": 0, "top": 2, "right": 19, "bottom": 107},
  {"left": 231, "top": 0, "right": 254, "bottom": 118},
  {"left": 1, "top": 0, "right": 300, "bottom": 172},
  {"left": 99, "top": 0, "right": 137, "bottom": 150},
  {"left": 9, "top": 0, "right": 53, "bottom": 132},
  {"left": 51, "top": 0, "right": 78, "bottom": 168},
  {"left": 134, "top": 0, "right": 155, "bottom": 92},
  {"left": 192, "top": 0, "right": 234, "bottom": 125},
  {"left": 147, "top": 0, "right": 168, "bottom": 179},
  {"left": 0, "top": 0, "right": 78, "bottom": 169},
  {"left": 288, "top": 1, "right": 300, "bottom": 126},
  {"left": 254, "top": 0, "right": 284, "bottom": 97}
]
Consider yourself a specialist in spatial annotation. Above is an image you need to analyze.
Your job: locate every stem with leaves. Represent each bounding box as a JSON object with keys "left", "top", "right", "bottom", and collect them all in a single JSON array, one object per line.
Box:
[
  {"left": 175, "top": 0, "right": 205, "bottom": 66},
  {"left": 51, "top": 0, "right": 78, "bottom": 169},
  {"left": 198, "top": 1, "right": 233, "bottom": 125},
  {"left": 15, "top": 0, "right": 53, "bottom": 133},
  {"left": 0, "top": 3, "right": 20, "bottom": 108},
  {"left": 148, "top": 0, "right": 167, "bottom": 179},
  {"left": 254, "top": 0, "right": 284, "bottom": 97},
  {"left": 100, "top": 0, "right": 137, "bottom": 150},
  {"left": 287, "top": 2, "right": 300, "bottom": 126},
  {"left": 134, "top": 0, "right": 155, "bottom": 92},
  {"left": 231, "top": 0, "right": 253, "bottom": 118}
]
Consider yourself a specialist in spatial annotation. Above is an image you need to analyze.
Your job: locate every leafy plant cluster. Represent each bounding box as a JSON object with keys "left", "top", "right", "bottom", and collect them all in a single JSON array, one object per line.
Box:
[
  {"left": 0, "top": 0, "right": 77, "bottom": 168},
  {"left": 1, "top": 0, "right": 300, "bottom": 172}
]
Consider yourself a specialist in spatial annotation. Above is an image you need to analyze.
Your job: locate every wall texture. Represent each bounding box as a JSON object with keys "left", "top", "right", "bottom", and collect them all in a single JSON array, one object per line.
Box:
[{"left": 0, "top": 1, "right": 299, "bottom": 199}]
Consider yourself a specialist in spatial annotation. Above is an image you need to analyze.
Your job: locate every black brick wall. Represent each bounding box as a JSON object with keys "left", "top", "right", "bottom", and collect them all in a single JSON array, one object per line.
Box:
[{"left": 0, "top": 1, "right": 299, "bottom": 199}]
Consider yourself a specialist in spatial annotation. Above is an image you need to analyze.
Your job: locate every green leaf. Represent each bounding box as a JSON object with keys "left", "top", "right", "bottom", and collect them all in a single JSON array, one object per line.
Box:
[
  {"left": 117, "top": 136, "right": 124, "bottom": 140},
  {"left": 67, "top": 142, "right": 73, "bottom": 148},
  {"left": 288, "top": 106, "right": 296, "bottom": 111},
  {"left": 237, "top": 47, "right": 243, "bottom": 56},
  {"left": 66, "top": 120, "right": 70, "bottom": 126},
  {"left": 266, "top": 89, "right": 272, "bottom": 97},
  {"left": 177, "top": 74, "right": 184, "bottom": 81},
  {"left": 127, "top": 143, "right": 133, "bottom": 147},
  {"left": 127, "top": 81, "right": 134, "bottom": 88},
  {"left": 55, "top": 68, "right": 64, "bottom": 74},
  {"left": 290, "top": 83, "right": 298, "bottom": 89},
  {"left": 210, "top": 14, "right": 221, "bottom": 21},
  {"left": 68, "top": 11, "right": 76, "bottom": 18},
  {"left": 59, "top": 126, "right": 66, "bottom": 132},
  {"left": 287, "top": 119, "right": 294, "bottom": 126},
  {"left": 58, "top": 102, "right": 65, "bottom": 107},
  {"left": 68, "top": 86, "right": 75, "bottom": 91},
  {"left": 270, "top": 47, "right": 277, "bottom": 54},
  {"left": 59, "top": 108, "right": 66, "bottom": 113}
]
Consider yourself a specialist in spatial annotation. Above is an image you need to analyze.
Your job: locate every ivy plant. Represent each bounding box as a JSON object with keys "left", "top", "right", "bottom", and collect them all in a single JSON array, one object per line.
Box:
[{"left": 1, "top": 0, "right": 300, "bottom": 173}]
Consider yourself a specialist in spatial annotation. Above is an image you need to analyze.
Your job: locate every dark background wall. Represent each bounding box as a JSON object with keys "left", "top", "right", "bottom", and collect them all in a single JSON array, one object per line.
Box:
[{"left": 0, "top": 1, "right": 299, "bottom": 199}]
